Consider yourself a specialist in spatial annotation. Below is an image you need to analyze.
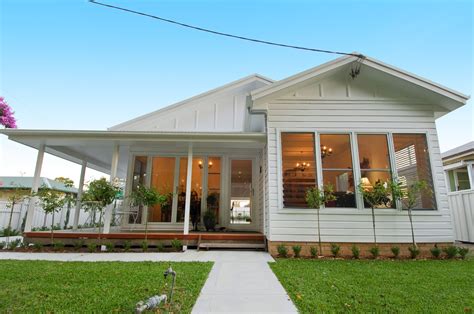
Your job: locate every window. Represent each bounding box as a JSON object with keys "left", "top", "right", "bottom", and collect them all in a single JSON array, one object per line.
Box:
[
  {"left": 357, "top": 134, "right": 393, "bottom": 208},
  {"left": 177, "top": 157, "right": 203, "bottom": 223},
  {"left": 149, "top": 157, "right": 175, "bottom": 222},
  {"left": 448, "top": 167, "right": 471, "bottom": 192},
  {"left": 281, "top": 133, "right": 316, "bottom": 208},
  {"left": 393, "top": 134, "right": 436, "bottom": 209},
  {"left": 130, "top": 156, "right": 147, "bottom": 223},
  {"left": 320, "top": 134, "right": 356, "bottom": 207},
  {"left": 207, "top": 157, "right": 221, "bottom": 221}
]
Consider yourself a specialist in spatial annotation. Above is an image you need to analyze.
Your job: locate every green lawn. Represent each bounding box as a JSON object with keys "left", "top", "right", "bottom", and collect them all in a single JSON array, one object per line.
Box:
[
  {"left": 270, "top": 259, "right": 474, "bottom": 313},
  {"left": 0, "top": 260, "right": 213, "bottom": 313}
]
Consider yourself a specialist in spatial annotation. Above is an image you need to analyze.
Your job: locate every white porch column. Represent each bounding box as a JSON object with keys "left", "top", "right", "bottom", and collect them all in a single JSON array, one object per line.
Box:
[
  {"left": 24, "top": 144, "right": 45, "bottom": 232},
  {"left": 183, "top": 144, "right": 193, "bottom": 250},
  {"left": 103, "top": 144, "right": 119, "bottom": 234},
  {"left": 73, "top": 160, "right": 87, "bottom": 230}
]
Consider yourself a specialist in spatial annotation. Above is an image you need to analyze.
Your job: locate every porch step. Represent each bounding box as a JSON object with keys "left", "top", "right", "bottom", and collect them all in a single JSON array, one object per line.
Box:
[{"left": 198, "top": 242, "right": 266, "bottom": 250}]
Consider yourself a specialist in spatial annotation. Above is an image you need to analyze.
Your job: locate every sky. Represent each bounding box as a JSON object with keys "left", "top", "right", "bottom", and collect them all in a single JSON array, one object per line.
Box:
[{"left": 0, "top": 0, "right": 473, "bottom": 187}]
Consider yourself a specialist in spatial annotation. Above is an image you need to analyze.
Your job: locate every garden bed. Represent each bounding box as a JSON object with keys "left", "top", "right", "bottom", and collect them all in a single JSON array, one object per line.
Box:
[
  {"left": 270, "top": 259, "right": 474, "bottom": 313},
  {"left": 0, "top": 260, "right": 213, "bottom": 313}
]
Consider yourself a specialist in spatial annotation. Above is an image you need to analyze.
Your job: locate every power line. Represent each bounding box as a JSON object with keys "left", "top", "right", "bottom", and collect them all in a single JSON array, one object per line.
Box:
[{"left": 89, "top": 0, "right": 364, "bottom": 58}]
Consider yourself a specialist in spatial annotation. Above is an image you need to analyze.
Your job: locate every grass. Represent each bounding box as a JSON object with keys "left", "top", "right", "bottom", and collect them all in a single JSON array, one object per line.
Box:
[
  {"left": 270, "top": 259, "right": 474, "bottom": 313},
  {"left": 0, "top": 260, "right": 213, "bottom": 313}
]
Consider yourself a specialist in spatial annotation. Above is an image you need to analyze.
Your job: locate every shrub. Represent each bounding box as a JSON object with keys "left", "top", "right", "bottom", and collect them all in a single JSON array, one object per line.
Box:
[
  {"left": 310, "top": 246, "right": 318, "bottom": 258},
  {"left": 292, "top": 245, "right": 302, "bottom": 258},
  {"left": 141, "top": 241, "right": 148, "bottom": 252},
  {"left": 458, "top": 247, "right": 469, "bottom": 259},
  {"left": 408, "top": 245, "right": 420, "bottom": 259},
  {"left": 53, "top": 242, "right": 65, "bottom": 251},
  {"left": 156, "top": 242, "right": 164, "bottom": 252},
  {"left": 277, "top": 244, "right": 288, "bottom": 258},
  {"left": 171, "top": 238, "right": 182, "bottom": 252},
  {"left": 443, "top": 245, "right": 458, "bottom": 259},
  {"left": 123, "top": 240, "right": 131, "bottom": 252},
  {"left": 87, "top": 242, "right": 97, "bottom": 253},
  {"left": 33, "top": 243, "right": 43, "bottom": 251},
  {"left": 369, "top": 246, "right": 380, "bottom": 259},
  {"left": 1, "top": 227, "right": 20, "bottom": 237},
  {"left": 0, "top": 242, "right": 5, "bottom": 249},
  {"left": 351, "top": 244, "right": 360, "bottom": 259},
  {"left": 330, "top": 243, "right": 340, "bottom": 257},
  {"left": 74, "top": 240, "right": 85, "bottom": 251},
  {"left": 8, "top": 239, "right": 21, "bottom": 250},
  {"left": 391, "top": 246, "right": 400, "bottom": 258},
  {"left": 105, "top": 242, "right": 115, "bottom": 252},
  {"left": 430, "top": 244, "right": 441, "bottom": 258}
]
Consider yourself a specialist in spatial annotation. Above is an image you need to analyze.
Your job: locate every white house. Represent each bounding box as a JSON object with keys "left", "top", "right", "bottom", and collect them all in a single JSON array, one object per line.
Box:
[{"left": 1, "top": 54, "right": 469, "bottom": 254}]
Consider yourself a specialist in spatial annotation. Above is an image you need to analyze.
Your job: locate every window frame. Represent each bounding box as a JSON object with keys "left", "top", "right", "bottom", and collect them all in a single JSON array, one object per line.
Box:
[{"left": 277, "top": 129, "right": 440, "bottom": 213}]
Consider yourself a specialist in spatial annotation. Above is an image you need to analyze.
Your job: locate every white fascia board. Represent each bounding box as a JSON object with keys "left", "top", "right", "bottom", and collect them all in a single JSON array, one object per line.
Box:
[{"left": 108, "top": 74, "right": 274, "bottom": 131}]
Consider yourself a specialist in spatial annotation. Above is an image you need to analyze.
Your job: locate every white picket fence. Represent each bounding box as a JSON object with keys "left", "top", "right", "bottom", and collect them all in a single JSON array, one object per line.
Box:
[{"left": 448, "top": 190, "right": 474, "bottom": 243}]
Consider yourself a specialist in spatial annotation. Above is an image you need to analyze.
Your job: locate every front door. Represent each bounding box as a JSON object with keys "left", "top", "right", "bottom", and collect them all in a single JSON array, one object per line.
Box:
[{"left": 228, "top": 159, "right": 256, "bottom": 230}]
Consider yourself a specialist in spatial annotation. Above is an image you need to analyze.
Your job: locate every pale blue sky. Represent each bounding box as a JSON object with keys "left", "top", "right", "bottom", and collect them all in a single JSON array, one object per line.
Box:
[{"left": 0, "top": 0, "right": 472, "bottom": 185}]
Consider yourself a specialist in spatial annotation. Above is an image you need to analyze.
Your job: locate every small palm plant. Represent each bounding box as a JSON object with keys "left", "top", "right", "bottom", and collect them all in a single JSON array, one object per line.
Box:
[
  {"left": 35, "top": 187, "right": 66, "bottom": 245},
  {"left": 129, "top": 185, "right": 167, "bottom": 241},
  {"left": 305, "top": 184, "right": 336, "bottom": 255}
]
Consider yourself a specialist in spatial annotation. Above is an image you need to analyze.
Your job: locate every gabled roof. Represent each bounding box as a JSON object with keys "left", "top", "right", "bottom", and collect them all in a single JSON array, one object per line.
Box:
[
  {"left": 251, "top": 54, "right": 469, "bottom": 111},
  {"left": 442, "top": 141, "right": 474, "bottom": 160},
  {"left": 109, "top": 74, "right": 273, "bottom": 131},
  {"left": 0, "top": 176, "right": 78, "bottom": 194}
]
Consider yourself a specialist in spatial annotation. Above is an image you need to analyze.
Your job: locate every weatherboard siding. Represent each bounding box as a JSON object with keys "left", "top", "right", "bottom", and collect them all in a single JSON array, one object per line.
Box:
[{"left": 265, "top": 97, "right": 452, "bottom": 243}]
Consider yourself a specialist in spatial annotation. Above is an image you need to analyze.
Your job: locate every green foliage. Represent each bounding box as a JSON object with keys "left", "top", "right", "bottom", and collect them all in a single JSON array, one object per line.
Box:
[
  {"left": 35, "top": 188, "right": 66, "bottom": 215},
  {"left": 54, "top": 177, "right": 74, "bottom": 188},
  {"left": 369, "top": 246, "right": 380, "bottom": 259},
  {"left": 330, "top": 243, "right": 341, "bottom": 257},
  {"left": 0, "top": 242, "right": 5, "bottom": 249},
  {"left": 171, "top": 238, "right": 182, "bottom": 252},
  {"left": 305, "top": 184, "right": 336, "bottom": 209},
  {"left": 105, "top": 242, "right": 115, "bottom": 252},
  {"left": 33, "top": 243, "right": 43, "bottom": 251},
  {"left": 310, "top": 246, "right": 318, "bottom": 258},
  {"left": 1, "top": 227, "right": 20, "bottom": 237},
  {"left": 443, "top": 245, "right": 458, "bottom": 259},
  {"left": 0, "top": 260, "right": 212, "bottom": 313},
  {"left": 430, "top": 245, "right": 442, "bottom": 258},
  {"left": 7, "top": 239, "right": 21, "bottom": 250},
  {"left": 123, "top": 241, "right": 131, "bottom": 252},
  {"left": 53, "top": 242, "right": 64, "bottom": 251},
  {"left": 74, "top": 240, "right": 85, "bottom": 251},
  {"left": 351, "top": 245, "right": 360, "bottom": 259},
  {"left": 87, "top": 242, "right": 97, "bottom": 253},
  {"left": 292, "top": 245, "right": 302, "bottom": 258},
  {"left": 358, "top": 180, "right": 397, "bottom": 209},
  {"left": 203, "top": 209, "right": 217, "bottom": 231},
  {"left": 129, "top": 185, "right": 166, "bottom": 208},
  {"left": 270, "top": 259, "right": 474, "bottom": 313},
  {"left": 141, "top": 241, "right": 148, "bottom": 252},
  {"left": 408, "top": 245, "right": 420, "bottom": 259},
  {"left": 391, "top": 246, "right": 400, "bottom": 258},
  {"left": 156, "top": 242, "right": 164, "bottom": 252},
  {"left": 458, "top": 247, "right": 469, "bottom": 259},
  {"left": 277, "top": 244, "right": 288, "bottom": 258},
  {"left": 82, "top": 178, "right": 118, "bottom": 210}
]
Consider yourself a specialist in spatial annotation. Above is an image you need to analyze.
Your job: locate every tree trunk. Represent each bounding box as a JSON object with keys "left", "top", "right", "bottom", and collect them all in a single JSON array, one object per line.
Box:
[
  {"left": 408, "top": 208, "right": 416, "bottom": 247},
  {"left": 7, "top": 200, "right": 15, "bottom": 236},
  {"left": 51, "top": 212, "right": 55, "bottom": 245},
  {"left": 317, "top": 207, "right": 322, "bottom": 256},
  {"left": 145, "top": 206, "right": 149, "bottom": 242},
  {"left": 98, "top": 211, "right": 103, "bottom": 246},
  {"left": 371, "top": 207, "right": 377, "bottom": 245}
]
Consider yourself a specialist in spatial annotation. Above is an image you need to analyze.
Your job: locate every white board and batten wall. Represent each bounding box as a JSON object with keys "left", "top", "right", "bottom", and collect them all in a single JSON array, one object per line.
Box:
[{"left": 254, "top": 65, "right": 455, "bottom": 244}]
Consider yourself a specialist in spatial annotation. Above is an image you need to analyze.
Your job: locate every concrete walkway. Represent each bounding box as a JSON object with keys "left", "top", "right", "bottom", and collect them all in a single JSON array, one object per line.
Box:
[{"left": 0, "top": 250, "right": 297, "bottom": 313}]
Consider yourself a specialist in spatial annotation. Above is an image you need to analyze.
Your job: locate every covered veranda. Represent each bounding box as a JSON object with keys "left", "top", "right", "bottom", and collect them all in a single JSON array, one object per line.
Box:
[{"left": 0, "top": 129, "right": 266, "bottom": 249}]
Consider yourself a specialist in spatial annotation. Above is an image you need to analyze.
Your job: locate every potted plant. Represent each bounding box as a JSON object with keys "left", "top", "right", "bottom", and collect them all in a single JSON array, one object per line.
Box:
[
  {"left": 305, "top": 184, "right": 336, "bottom": 255},
  {"left": 203, "top": 209, "right": 217, "bottom": 231}
]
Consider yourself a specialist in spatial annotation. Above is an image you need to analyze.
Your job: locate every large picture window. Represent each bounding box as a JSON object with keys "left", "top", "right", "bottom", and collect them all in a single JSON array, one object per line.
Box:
[
  {"left": 320, "top": 134, "right": 356, "bottom": 207},
  {"left": 281, "top": 133, "right": 316, "bottom": 208},
  {"left": 393, "top": 134, "right": 436, "bottom": 209}
]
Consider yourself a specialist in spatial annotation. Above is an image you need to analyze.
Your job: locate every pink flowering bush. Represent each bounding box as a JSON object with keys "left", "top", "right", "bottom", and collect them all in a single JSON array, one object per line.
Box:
[{"left": 0, "top": 97, "right": 17, "bottom": 128}]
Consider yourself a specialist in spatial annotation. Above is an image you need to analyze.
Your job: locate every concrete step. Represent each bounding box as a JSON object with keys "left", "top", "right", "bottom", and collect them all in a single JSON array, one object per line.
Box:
[{"left": 198, "top": 242, "right": 266, "bottom": 250}]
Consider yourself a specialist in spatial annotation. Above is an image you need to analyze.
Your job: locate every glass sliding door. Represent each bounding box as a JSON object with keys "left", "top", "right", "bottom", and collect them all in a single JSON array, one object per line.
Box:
[
  {"left": 177, "top": 157, "right": 203, "bottom": 223},
  {"left": 129, "top": 156, "right": 147, "bottom": 224},
  {"left": 149, "top": 157, "right": 175, "bottom": 222},
  {"left": 230, "top": 159, "right": 253, "bottom": 224},
  {"left": 207, "top": 157, "right": 221, "bottom": 223}
]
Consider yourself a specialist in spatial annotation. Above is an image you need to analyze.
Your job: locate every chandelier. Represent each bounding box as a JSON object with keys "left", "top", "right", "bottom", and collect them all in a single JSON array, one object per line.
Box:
[
  {"left": 321, "top": 145, "right": 333, "bottom": 158},
  {"left": 296, "top": 162, "right": 310, "bottom": 171},
  {"left": 198, "top": 160, "right": 213, "bottom": 169}
]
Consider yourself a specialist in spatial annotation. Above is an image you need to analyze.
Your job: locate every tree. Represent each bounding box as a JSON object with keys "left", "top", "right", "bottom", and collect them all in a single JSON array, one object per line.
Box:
[
  {"left": 81, "top": 178, "right": 118, "bottom": 242},
  {"left": 129, "top": 185, "right": 167, "bottom": 241},
  {"left": 391, "top": 180, "right": 429, "bottom": 247},
  {"left": 35, "top": 188, "right": 66, "bottom": 244},
  {"left": 358, "top": 180, "right": 399, "bottom": 245},
  {"left": 305, "top": 184, "right": 336, "bottom": 255},
  {"left": 54, "top": 177, "right": 75, "bottom": 229},
  {"left": 0, "top": 97, "right": 17, "bottom": 128},
  {"left": 4, "top": 188, "right": 27, "bottom": 241}
]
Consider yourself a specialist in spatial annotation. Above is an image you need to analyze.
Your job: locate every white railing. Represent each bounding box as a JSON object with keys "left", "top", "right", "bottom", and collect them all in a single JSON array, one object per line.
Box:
[{"left": 448, "top": 190, "right": 474, "bottom": 243}]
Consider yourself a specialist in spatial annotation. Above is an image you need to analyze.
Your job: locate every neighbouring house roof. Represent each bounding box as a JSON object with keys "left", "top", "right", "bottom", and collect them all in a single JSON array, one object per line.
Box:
[
  {"left": 442, "top": 141, "right": 474, "bottom": 164},
  {"left": 250, "top": 54, "right": 469, "bottom": 113},
  {"left": 0, "top": 176, "right": 78, "bottom": 194}
]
